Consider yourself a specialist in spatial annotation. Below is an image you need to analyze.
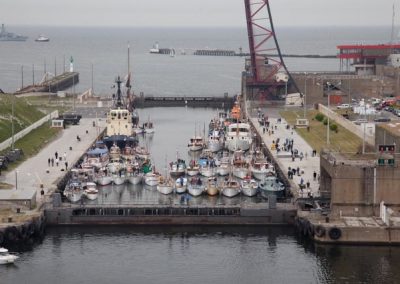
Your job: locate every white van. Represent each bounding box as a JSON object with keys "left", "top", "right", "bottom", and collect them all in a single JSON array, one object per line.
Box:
[{"left": 337, "top": 104, "right": 351, "bottom": 109}]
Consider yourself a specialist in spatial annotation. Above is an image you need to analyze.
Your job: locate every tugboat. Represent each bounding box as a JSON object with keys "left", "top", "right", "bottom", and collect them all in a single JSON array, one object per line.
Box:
[{"left": 103, "top": 76, "right": 137, "bottom": 149}]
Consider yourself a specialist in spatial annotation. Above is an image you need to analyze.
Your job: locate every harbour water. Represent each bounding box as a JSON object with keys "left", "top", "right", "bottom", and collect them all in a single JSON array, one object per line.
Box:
[{"left": 2, "top": 226, "right": 400, "bottom": 284}]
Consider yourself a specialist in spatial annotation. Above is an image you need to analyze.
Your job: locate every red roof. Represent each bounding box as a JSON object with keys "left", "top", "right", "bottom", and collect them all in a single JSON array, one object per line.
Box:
[{"left": 337, "top": 44, "right": 400, "bottom": 50}]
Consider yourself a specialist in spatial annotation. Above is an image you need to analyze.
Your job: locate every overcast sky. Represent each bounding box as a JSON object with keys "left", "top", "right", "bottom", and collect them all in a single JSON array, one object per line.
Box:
[{"left": 1, "top": 0, "right": 399, "bottom": 27}]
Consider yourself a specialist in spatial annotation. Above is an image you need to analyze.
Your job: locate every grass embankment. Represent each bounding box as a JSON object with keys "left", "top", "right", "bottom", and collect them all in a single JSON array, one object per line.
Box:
[
  {"left": 3, "top": 123, "right": 61, "bottom": 172},
  {"left": 0, "top": 95, "right": 46, "bottom": 143},
  {"left": 280, "top": 109, "right": 363, "bottom": 154}
]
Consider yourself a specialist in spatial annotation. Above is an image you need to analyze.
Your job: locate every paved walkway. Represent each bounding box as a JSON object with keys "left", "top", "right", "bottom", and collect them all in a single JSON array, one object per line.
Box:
[
  {"left": 250, "top": 108, "right": 321, "bottom": 199},
  {"left": 1, "top": 118, "right": 105, "bottom": 206}
]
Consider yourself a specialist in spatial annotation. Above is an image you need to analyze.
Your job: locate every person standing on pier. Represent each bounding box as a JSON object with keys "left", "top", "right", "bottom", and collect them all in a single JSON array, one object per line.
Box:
[
  {"left": 51, "top": 158, "right": 54, "bottom": 167},
  {"left": 63, "top": 152, "right": 67, "bottom": 161},
  {"left": 48, "top": 158, "right": 51, "bottom": 167},
  {"left": 65, "top": 161, "right": 68, "bottom": 171},
  {"left": 55, "top": 151, "right": 58, "bottom": 160},
  {"left": 313, "top": 171, "right": 317, "bottom": 181}
]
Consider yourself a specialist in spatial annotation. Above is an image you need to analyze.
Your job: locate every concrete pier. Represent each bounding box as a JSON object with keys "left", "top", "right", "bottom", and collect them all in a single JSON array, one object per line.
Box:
[{"left": 16, "top": 72, "right": 79, "bottom": 94}]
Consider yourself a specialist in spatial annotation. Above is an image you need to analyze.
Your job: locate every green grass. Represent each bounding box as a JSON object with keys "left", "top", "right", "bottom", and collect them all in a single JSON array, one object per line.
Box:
[
  {"left": 0, "top": 94, "right": 47, "bottom": 142},
  {"left": 280, "top": 109, "right": 363, "bottom": 154},
  {"left": 2, "top": 122, "right": 61, "bottom": 171}
]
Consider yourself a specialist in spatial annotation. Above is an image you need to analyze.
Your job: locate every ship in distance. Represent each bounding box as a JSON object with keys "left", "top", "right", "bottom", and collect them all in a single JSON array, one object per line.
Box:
[{"left": 0, "top": 24, "right": 28, "bottom": 41}]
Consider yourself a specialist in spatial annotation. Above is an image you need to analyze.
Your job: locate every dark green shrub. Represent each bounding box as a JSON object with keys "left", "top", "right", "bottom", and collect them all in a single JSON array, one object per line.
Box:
[
  {"left": 315, "top": 113, "right": 324, "bottom": 122},
  {"left": 330, "top": 124, "right": 338, "bottom": 131},
  {"left": 323, "top": 118, "right": 328, "bottom": 125}
]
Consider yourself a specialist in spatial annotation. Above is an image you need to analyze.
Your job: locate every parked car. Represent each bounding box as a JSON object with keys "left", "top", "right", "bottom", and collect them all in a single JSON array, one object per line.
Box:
[
  {"left": 354, "top": 119, "right": 368, "bottom": 125},
  {"left": 374, "top": 117, "right": 391, "bottom": 123},
  {"left": 337, "top": 104, "right": 351, "bottom": 109}
]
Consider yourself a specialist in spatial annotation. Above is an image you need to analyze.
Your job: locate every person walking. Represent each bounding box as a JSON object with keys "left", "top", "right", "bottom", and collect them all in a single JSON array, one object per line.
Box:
[
  {"left": 313, "top": 171, "right": 317, "bottom": 181},
  {"left": 51, "top": 158, "right": 54, "bottom": 167},
  {"left": 65, "top": 161, "right": 68, "bottom": 171},
  {"left": 48, "top": 158, "right": 51, "bottom": 167},
  {"left": 55, "top": 151, "right": 58, "bottom": 160},
  {"left": 63, "top": 152, "right": 67, "bottom": 161}
]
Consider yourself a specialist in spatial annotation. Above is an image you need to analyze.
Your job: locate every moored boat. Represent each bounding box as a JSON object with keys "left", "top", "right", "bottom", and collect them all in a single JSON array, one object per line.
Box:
[
  {"left": 157, "top": 176, "right": 174, "bottom": 195},
  {"left": 175, "top": 176, "right": 187, "bottom": 193},
  {"left": 259, "top": 176, "right": 285, "bottom": 198},
  {"left": 83, "top": 182, "right": 99, "bottom": 200},
  {"left": 221, "top": 178, "right": 241, "bottom": 198},
  {"left": 205, "top": 177, "right": 219, "bottom": 196},
  {"left": 240, "top": 178, "right": 258, "bottom": 197},
  {"left": 188, "top": 136, "right": 205, "bottom": 151},
  {"left": 0, "top": 248, "right": 18, "bottom": 264},
  {"left": 144, "top": 172, "right": 161, "bottom": 186},
  {"left": 64, "top": 181, "right": 83, "bottom": 203},
  {"left": 186, "top": 160, "right": 200, "bottom": 176},
  {"left": 188, "top": 177, "right": 205, "bottom": 196},
  {"left": 225, "top": 122, "right": 252, "bottom": 152}
]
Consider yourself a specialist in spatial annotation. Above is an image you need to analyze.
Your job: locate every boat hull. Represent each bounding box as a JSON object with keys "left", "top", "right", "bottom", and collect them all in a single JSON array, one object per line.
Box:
[
  {"left": 221, "top": 187, "right": 240, "bottom": 198},
  {"left": 188, "top": 185, "right": 204, "bottom": 196},
  {"left": 96, "top": 176, "right": 113, "bottom": 186}
]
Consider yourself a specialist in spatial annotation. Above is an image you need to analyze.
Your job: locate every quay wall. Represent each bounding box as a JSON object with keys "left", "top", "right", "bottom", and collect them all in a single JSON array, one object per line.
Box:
[
  {"left": 318, "top": 104, "right": 375, "bottom": 146},
  {"left": 135, "top": 95, "right": 235, "bottom": 109},
  {"left": 0, "top": 110, "right": 58, "bottom": 151},
  {"left": 45, "top": 205, "right": 297, "bottom": 226}
]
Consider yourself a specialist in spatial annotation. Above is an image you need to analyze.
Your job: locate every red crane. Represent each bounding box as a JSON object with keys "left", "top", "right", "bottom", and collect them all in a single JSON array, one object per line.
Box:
[{"left": 244, "top": 0, "right": 299, "bottom": 98}]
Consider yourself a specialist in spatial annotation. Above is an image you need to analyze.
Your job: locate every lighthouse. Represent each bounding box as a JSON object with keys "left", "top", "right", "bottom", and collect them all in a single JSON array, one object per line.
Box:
[{"left": 69, "top": 56, "right": 74, "bottom": 72}]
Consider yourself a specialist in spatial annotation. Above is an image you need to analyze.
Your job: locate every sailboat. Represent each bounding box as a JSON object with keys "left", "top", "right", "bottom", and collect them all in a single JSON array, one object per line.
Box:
[
  {"left": 170, "top": 48, "right": 176, "bottom": 57},
  {"left": 157, "top": 156, "right": 174, "bottom": 194}
]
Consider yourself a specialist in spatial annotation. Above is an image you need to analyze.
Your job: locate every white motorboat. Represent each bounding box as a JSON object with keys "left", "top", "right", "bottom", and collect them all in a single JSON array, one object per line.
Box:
[
  {"left": 127, "top": 172, "right": 143, "bottom": 185},
  {"left": 0, "top": 248, "right": 18, "bottom": 264},
  {"left": 175, "top": 176, "right": 187, "bottom": 193},
  {"left": 112, "top": 172, "right": 126, "bottom": 185},
  {"left": 188, "top": 136, "right": 205, "bottom": 151},
  {"left": 186, "top": 160, "right": 200, "bottom": 176},
  {"left": 188, "top": 177, "right": 205, "bottom": 196},
  {"left": 240, "top": 178, "right": 258, "bottom": 197},
  {"left": 149, "top": 42, "right": 160, "bottom": 53},
  {"left": 205, "top": 177, "right": 219, "bottom": 196},
  {"left": 207, "top": 130, "right": 224, "bottom": 152},
  {"left": 35, "top": 34, "right": 49, "bottom": 42},
  {"left": 95, "top": 172, "right": 113, "bottom": 186},
  {"left": 64, "top": 181, "right": 83, "bottom": 203},
  {"left": 221, "top": 178, "right": 241, "bottom": 198},
  {"left": 259, "top": 176, "right": 285, "bottom": 198},
  {"left": 107, "top": 158, "right": 123, "bottom": 174},
  {"left": 144, "top": 172, "right": 161, "bottom": 186},
  {"left": 200, "top": 165, "right": 216, "bottom": 177},
  {"left": 81, "top": 147, "right": 109, "bottom": 169},
  {"left": 83, "top": 182, "right": 99, "bottom": 200},
  {"left": 216, "top": 160, "right": 230, "bottom": 176},
  {"left": 157, "top": 176, "right": 174, "bottom": 195},
  {"left": 169, "top": 158, "right": 186, "bottom": 177},
  {"left": 225, "top": 122, "right": 252, "bottom": 152},
  {"left": 250, "top": 150, "right": 274, "bottom": 180}
]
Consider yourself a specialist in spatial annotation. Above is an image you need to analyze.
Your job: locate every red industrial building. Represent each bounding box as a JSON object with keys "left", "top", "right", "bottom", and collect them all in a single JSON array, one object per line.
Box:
[{"left": 337, "top": 44, "right": 400, "bottom": 74}]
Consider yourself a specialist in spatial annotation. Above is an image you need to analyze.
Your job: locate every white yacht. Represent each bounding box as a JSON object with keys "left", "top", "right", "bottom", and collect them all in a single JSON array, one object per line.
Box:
[
  {"left": 207, "top": 130, "right": 224, "bottom": 152},
  {"left": 188, "top": 136, "right": 205, "bottom": 151},
  {"left": 83, "top": 182, "right": 99, "bottom": 200},
  {"left": 241, "top": 178, "right": 258, "bottom": 197},
  {"left": 0, "top": 248, "right": 18, "bottom": 264},
  {"left": 64, "top": 181, "right": 83, "bottom": 203},
  {"left": 188, "top": 177, "right": 205, "bottom": 196},
  {"left": 144, "top": 172, "right": 161, "bottom": 186},
  {"left": 221, "top": 178, "right": 241, "bottom": 198},
  {"left": 225, "top": 122, "right": 252, "bottom": 152},
  {"left": 157, "top": 176, "right": 174, "bottom": 195}
]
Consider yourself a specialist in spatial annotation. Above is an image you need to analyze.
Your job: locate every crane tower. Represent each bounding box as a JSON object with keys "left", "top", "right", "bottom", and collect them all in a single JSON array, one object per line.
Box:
[{"left": 244, "top": 0, "right": 299, "bottom": 100}]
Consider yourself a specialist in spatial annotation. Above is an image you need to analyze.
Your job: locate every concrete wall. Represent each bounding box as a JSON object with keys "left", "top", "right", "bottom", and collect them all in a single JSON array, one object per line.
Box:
[
  {"left": 318, "top": 104, "right": 375, "bottom": 146},
  {"left": 321, "top": 153, "right": 400, "bottom": 217},
  {"left": 375, "top": 125, "right": 400, "bottom": 153},
  {"left": 0, "top": 110, "right": 58, "bottom": 151}
]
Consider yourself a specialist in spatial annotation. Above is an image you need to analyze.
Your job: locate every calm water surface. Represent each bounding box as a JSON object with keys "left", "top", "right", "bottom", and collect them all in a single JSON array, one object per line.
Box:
[{"left": 2, "top": 226, "right": 400, "bottom": 284}]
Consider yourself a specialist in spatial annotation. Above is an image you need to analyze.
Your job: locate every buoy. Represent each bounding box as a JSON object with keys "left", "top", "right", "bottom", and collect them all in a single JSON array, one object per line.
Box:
[{"left": 328, "top": 227, "right": 342, "bottom": 240}]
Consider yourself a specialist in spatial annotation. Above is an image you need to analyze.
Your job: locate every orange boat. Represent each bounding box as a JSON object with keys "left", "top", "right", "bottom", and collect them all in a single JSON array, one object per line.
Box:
[{"left": 230, "top": 102, "right": 241, "bottom": 120}]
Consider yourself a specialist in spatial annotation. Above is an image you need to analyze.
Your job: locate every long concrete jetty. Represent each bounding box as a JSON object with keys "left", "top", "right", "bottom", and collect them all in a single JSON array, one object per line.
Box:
[{"left": 15, "top": 72, "right": 79, "bottom": 94}]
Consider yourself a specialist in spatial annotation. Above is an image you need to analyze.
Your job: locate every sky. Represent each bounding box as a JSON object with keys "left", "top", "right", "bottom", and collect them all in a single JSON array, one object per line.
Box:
[{"left": 1, "top": 0, "right": 399, "bottom": 27}]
